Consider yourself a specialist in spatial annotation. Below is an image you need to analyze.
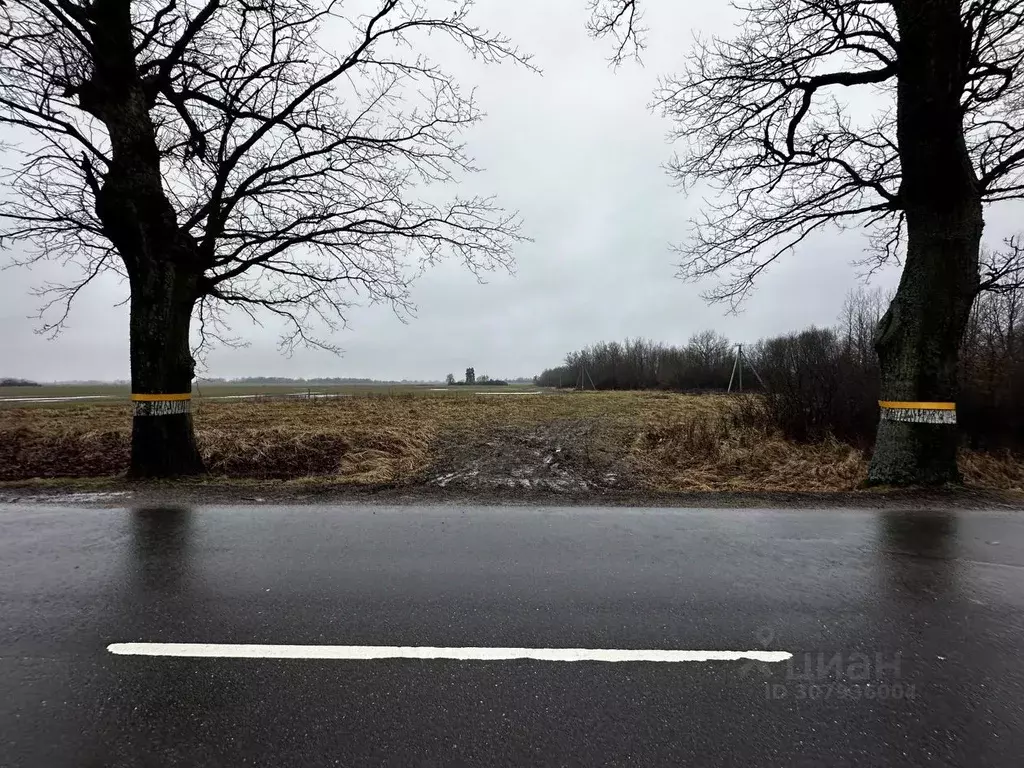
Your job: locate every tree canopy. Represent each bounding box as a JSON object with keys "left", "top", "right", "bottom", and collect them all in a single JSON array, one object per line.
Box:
[
  {"left": 0, "top": 0, "right": 528, "bottom": 352},
  {"left": 591, "top": 0, "right": 1024, "bottom": 305}
]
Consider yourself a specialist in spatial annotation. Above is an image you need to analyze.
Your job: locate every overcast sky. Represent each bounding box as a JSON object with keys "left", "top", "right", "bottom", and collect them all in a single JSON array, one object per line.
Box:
[{"left": 2, "top": 0, "right": 1021, "bottom": 382}]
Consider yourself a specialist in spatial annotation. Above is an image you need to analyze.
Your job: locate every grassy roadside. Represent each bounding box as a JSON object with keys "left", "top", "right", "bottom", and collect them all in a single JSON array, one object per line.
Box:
[{"left": 2, "top": 391, "right": 1022, "bottom": 493}]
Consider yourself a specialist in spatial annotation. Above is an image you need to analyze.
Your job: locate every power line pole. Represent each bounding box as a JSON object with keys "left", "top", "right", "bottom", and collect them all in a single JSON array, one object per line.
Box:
[
  {"left": 727, "top": 343, "right": 766, "bottom": 393},
  {"left": 575, "top": 365, "right": 596, "bottom": 391}
]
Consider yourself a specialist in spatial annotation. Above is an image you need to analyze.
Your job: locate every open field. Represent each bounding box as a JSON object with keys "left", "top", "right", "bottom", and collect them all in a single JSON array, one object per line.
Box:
[
  {"left": 0, "top": 382, "right": 540, "bottom": 405},
  {"left": 3, "top": 390, "right": 1023, "bottom": 493}
]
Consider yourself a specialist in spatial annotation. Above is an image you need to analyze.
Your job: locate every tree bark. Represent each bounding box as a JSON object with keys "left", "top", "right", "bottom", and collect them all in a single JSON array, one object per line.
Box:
[
  {"left": 128, "top": 262, "right": 204, "bottom": 478},
  {"left": 868, "top": 0, "right": 983, "bottom": 486},
  {"left": 79, "top": 0, "right": 207, "bottom": 478},
  {"left": 869, "top": 210, "right": 981, "bottom": 485}
]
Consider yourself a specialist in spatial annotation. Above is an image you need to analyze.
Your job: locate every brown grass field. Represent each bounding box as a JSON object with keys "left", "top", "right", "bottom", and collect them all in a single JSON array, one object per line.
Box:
[{"left": 1, "top": 390, "right": 1022, "bottom": 492}]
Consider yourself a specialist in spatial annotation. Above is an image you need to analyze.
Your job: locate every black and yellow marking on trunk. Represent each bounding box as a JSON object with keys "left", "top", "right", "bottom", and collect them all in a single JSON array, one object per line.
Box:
[
  {"left": 878, "top": 400, "right": 956, "bottom": 425},
  {"left": 132, "top": 393, "right": 192, "bottom": 416}
]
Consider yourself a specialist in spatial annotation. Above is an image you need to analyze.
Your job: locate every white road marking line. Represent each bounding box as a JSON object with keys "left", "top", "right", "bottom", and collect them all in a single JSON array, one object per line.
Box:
[{"left": 107, "top": 644, "right": 792, "bottom": 663}]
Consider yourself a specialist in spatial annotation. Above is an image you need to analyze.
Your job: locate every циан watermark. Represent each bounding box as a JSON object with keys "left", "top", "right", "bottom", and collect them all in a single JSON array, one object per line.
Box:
[{"left": 740, "top": 627, "right": 916, "bottom": 702}]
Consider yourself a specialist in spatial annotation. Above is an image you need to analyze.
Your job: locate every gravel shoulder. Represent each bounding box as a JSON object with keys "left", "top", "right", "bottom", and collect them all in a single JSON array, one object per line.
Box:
[{"left": 2, "top": 477, "right": 1022, "bottom": 510}]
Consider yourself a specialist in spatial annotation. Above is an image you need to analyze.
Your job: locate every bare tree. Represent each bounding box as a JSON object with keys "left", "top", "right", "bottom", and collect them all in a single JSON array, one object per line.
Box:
[
  {"left": 592, "top": 0, "right": 1024, "bottom": 485},
  {"left": 687, "top": 329, "right": 730, "bottom": 371},
  {"left": 0, "top": 0, "right": 527, "bottom": 477},
  {"left": 586, "top": 0, "right": 645, "bottom": 64},
  {"left": 838, "top": 286, "right": 891, "bottom": 369},
  {"left": 537, "top": 335, "right": 734, "bottom": 390},
  {"left": 980, "top": 236, "right": 1024, "bottom": 294}
]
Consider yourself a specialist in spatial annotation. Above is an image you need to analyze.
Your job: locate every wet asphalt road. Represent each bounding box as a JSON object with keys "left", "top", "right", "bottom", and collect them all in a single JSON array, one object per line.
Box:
[{"left": 2, "top": 504, "right": 1024, "bottom": 767}]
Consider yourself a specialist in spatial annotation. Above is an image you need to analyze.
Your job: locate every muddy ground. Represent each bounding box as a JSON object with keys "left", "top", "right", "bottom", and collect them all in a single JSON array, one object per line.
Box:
[{"left": 426, "top": 419, "right": 633, "bottom": 493}]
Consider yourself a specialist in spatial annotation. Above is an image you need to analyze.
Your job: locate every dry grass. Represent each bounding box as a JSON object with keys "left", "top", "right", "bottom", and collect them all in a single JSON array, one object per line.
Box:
[
  {"left": 960, "top": 450, "right": 1024, "bottom": 492},
  {"left": 1, "top": 390, "right": 1021, "bottom": 492},
  {"left": 630, "top": 396, "right": 867, "bottom": 492},
  {"left": 0, "top": 392, "right": 639, "bottom": 484}
]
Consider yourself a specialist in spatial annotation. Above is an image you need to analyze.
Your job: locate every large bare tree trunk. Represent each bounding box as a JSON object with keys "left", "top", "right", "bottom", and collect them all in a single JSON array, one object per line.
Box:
[
  {"left": 80, "top": 0, "right": 207, "bottom": 478},
  {"left": 868, "top": 0, "right": 982, "bottom": 486},
  {"left": 99, "top": 141, "right": 207, "bottom": 478},
  {"left": 869, "top": 210, "right": 981, "bottom": 484},
  {"left": 128, "top": 262, "right": 204, "bottom": 478}
]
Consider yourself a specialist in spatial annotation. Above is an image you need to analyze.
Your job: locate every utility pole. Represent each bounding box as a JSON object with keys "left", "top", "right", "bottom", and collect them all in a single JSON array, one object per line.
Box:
[
  {"left": 575, "top": 365, "right": 596, "bottom": 391},
  {"left": 727, "top": 343, "right": 766, "bottom": 393}
]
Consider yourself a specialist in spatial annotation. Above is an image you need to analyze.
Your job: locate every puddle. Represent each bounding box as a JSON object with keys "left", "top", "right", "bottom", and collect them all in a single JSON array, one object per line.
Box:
[
  {"left": 475, "top": 392, "right": 546, "bottom": 396},
  {"left": 0, "top": 395, "right": 116, "bottom": 403},
  {"left": 199, "top": 392, "right": 350, "bottom": 400}
]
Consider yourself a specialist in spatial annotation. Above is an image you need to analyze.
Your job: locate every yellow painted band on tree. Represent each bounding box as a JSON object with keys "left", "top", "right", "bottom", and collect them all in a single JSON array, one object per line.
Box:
[
  {"left": 878, "top": 401, "right": 956, "bottom": 410},
  {"left": 130, "top": 393, "right": 192, "bottom": 402}
]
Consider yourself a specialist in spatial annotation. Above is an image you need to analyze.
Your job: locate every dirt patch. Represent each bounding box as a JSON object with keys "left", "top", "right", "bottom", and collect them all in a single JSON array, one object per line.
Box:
[{"left": 427, "top": 420, "right": 631, "bottom": 492}]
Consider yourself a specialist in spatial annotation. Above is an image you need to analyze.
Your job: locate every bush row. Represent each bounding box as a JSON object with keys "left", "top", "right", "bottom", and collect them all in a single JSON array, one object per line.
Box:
[{"left": 536, "top": 285, "right": 1024, "bottom": 454}]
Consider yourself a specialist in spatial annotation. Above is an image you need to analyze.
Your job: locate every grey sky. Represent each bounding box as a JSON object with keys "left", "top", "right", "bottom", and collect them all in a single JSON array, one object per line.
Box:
[{"left": 2, "top": 1, "right": 1021, "bottom": 382}]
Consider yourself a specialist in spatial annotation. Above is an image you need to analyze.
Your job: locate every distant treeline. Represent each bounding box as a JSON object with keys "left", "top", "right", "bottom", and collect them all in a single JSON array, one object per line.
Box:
[
  {"left": 0, "top": 378, "right": 41, "bottom": 387},
  {"left": 534, "top": 331, "right": 734, "bottom": 391},
  {"left": 536, "top": 284, "right": 1024, "bottom": 453}
]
